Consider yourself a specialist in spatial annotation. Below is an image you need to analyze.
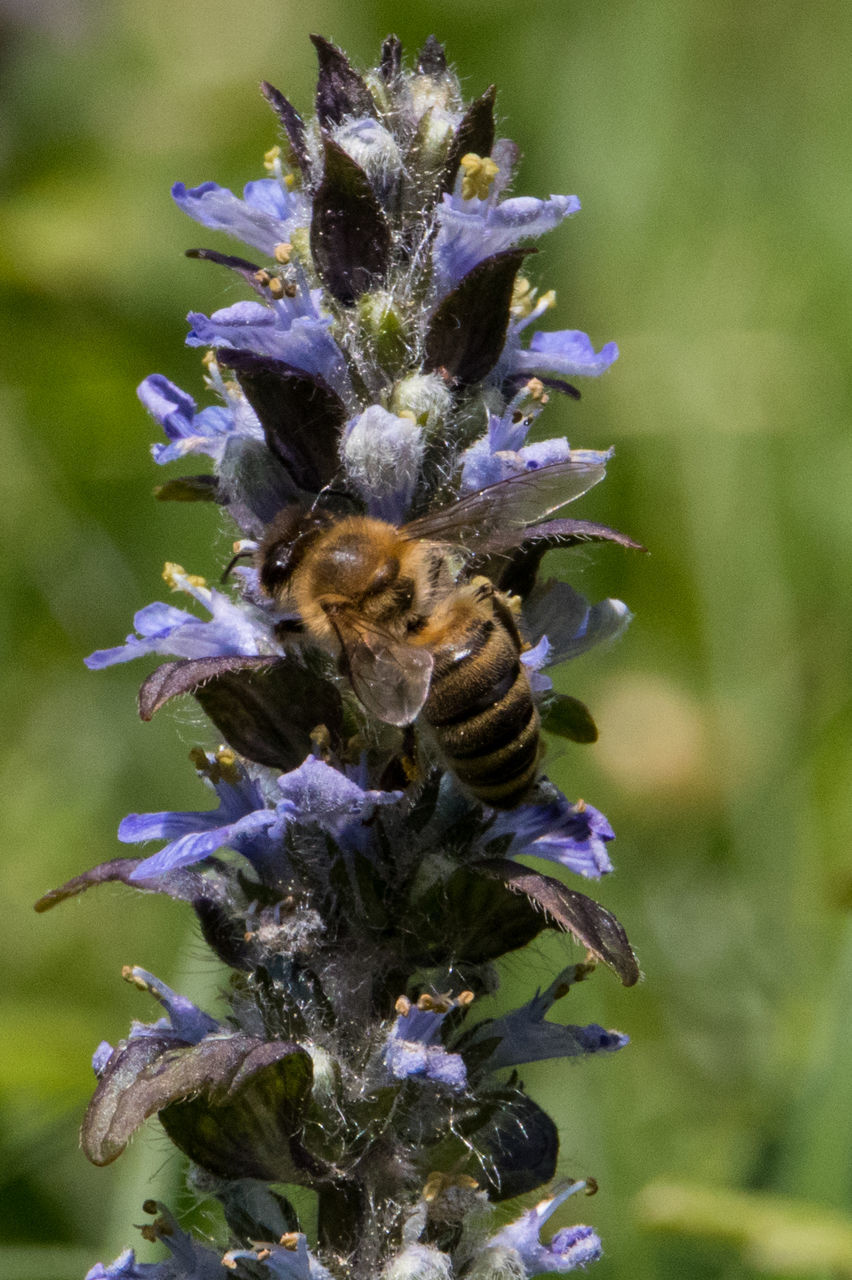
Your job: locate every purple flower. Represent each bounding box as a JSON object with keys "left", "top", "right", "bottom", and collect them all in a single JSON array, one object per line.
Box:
[
  {"left": 461, "top": 433, "right": 613, "bottom": 494},
  {"left": 120, "top": 751, "right": 288, "bottom": 880},
  {"left": 383, "top": 993, "right": 470, "bottom": 1089},
  {"left": 275, "top": 755, "right": 403, "bottom": 853},
  {"left": 139, "top": 373, "right": 263, "bottom": 466},
  {"left": 507, "top": 327, "right": 619, "bottom": 382},
  {"left": 433, "top": 191, "right": 580, "bottom": 294},
  {"left": 84, "top": 566, "right": 274, "bottom": 669},
  {"left": 85, "top": 1202, "right": 226, "bottom": 1279},
  {"left": 466, "top": 964, "right": 628, "bottom": 1070},
  {"left": 92, "top": 969, "right": 221, "bottom": 1079},
  {"left": 489, "top": 797, "right": 615, "bottom": 878},
  {"left": 223, "top": 1233, "right": 333, "bottom": 1280},
  {"left": 85, "top": 1249, "right": 165, "bottom": 1279},
  {"left": 172, "top": 179, "right": 310, "bottom": 257},
  {"left": 186, "top": 300, "right": 352, "bottom": 401},
  {"left": 120, "top": 968, "right": 219, "bottom": 1047},
  {"left": 487, "top": 1182, "right": 602, "bottom": 1274},
  {"left": 523, "top": 581, "right": 632, "bottom": 669},
  {"left": 73, "top": 36, "right": 638, "bottom": 1279}
]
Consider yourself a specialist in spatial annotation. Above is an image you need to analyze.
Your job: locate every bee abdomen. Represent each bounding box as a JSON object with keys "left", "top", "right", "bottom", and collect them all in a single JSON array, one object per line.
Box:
[{"left": 423, "top": 612, "right": 540, "bottom": 808}]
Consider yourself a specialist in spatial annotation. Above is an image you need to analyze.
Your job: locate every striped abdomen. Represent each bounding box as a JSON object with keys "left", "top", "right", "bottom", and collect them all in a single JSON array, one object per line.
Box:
[{"left": 420, "top": 585, "right": 540, "bottom": 808}]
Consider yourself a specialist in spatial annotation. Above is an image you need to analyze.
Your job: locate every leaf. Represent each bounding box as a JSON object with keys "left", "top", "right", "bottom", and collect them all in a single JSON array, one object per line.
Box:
[
  {"left": 379, "top": 35, "right": 403, "bottom": 82},
  {"left": 541, "top": 694, "right": 599, "bottom": 744},
  {"left": 154, "top": 474, "right": 220, "bottom": 503},
  {"left": 138, "top": 655, "right": 344, "bottom": 771},
  {"left": 406, "top": 863, "right": 548, "bottom": 966},
  {"left": 34, "top": 856, "right": 216, "bottom": 912},
  {"left": 218, "top": 1181, "right": 299, "bottom": 1244},
  {"left": 82, "top": 1034, "right": 182, "bottom": 1165},
  {"left": 310, "top": 137, "right": 391, "bottom": 304},
  {"left": 441, "top": 85, "right": 497, "bottom": 194},
  {"left": 261, "top": 81, "right": 311, "bottom": 182},
  {"left": 216, "top": 349, "right": 347, "bottom": 493},
  {"left": 311, "top": 34, "right": 378, "bottom": 127},
  {"left": 193, "top": 897, "right": 254, "bottom": 970},
  {"left": 422, "top": 248, "right": 533, "bottom": 386},
  {"left": 83, "top": 1033, "right": 313, "bottom": 1183},
  {"left": 137, "top": 655, "right": 280, "bottom": 721},
  {"left": 159, "top": 1039, "right": 314, "bottom": 1182},
  {"left": 490, "top": 517, "right": 647, "bottom": 555},
  {"left": 474, "top": 1089, "right": 558, "bottom": 1201},
  {"left": 473, "top": 859, "right": 640, "bottom": 986},
  {"left": 192, "top": 659, "right": 344, "bottom": 770},
  {"left": 416, "top": 35, "right": 447, "bottom": 74}
]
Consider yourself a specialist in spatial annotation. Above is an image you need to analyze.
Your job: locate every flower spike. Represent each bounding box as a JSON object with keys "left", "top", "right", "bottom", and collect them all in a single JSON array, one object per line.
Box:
[{"left": 43, "top": 34, "right": 641, "bottom": 1280}]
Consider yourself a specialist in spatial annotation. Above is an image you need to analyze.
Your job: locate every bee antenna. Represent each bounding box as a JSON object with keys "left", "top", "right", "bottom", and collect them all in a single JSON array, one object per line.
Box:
[{"left": 221, "top": 546, "right": 255, "bottom": 583}]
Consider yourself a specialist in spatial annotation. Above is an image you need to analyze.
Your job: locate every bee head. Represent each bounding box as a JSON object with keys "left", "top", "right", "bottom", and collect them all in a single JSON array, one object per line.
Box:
[{"left": 257, "top": 505, "right": 330, "bottom": 599}]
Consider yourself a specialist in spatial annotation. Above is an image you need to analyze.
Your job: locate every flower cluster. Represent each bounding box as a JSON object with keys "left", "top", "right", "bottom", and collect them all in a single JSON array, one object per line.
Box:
[{"left": 39, "top": 34, "right": 642, "bottom": 1280}]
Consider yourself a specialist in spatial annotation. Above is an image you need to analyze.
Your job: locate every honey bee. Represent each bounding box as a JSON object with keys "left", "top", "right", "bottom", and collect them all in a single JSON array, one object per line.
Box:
[{"left": 257, "top": 460, "right": 605, "bottom": 808}]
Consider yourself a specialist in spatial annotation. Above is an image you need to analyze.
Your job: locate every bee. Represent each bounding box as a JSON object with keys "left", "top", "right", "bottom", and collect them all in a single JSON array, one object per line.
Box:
[{"left": 256, "top": 460, "right": 606, "bottom": 808}]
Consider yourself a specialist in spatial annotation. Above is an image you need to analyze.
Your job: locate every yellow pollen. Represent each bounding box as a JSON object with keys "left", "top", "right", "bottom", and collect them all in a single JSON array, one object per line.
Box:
[
  {"left": 539, "top": 288, "right": 557, "bottom": 311},
  {"left": 279, "top": 1234, "right": 300, "bottom": 1251},
  {"left": 188, "top": 745, "right": 242, "bottom": 786},
  {"left": 395, "top": 995, "right": 412, "bottom": 1016},
  {"left": 122, "top": 966, "right": 149, "bottom": 992},
  {"left": 310, "top": 724, "right": 333, "bottom": 760},
  {"left": 223, "top": 380, "right": 240, "bottom": 397},
  {"left": 267, "top": 277, "right": 285, "bottom": 299},
  {"left": 417, "top": 992, "right": 455, "bottom": 1013},
  {"left": 284, "top": 173, "right": 296, "bottom": 190},
  {"left": 513, "top": 276, "right": 533, "bottom": 303},
  {"left": 274, "top": 242, "right": 293, "bottom": 264},
  {"left": 398, "top": 409, "right": 417, "bottom": 422},
  {"left": 457, "top": 990, "right": 475, "bottom": 1007},
  {"left": 401, "top": 754, "right": 419, "bottom": 784},
  {"left": 575, "top": 797, "right": 587, "bottom": 812},
  {"left": 264, "top": 145, "right": 281, "bottom": 169},
  {"left": 459, "top": 152, "right": 500, "bottom": 200},
  {"left": 202, "top": 350, "right": 217, "bottom": 368},
  {"left": 526, "top": 377, "right": 546, "bottom": 401},
  {"left": 423, "top": 1170, "right": 479, "bottom": 1201},
  {"left": 162, "top": 563, "right": 207, "bottom": 591}
]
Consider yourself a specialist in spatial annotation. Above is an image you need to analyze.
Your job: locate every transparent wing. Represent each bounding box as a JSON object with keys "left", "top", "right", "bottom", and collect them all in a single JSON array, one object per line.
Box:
[
  {"left": 402, "top": 459, "right": 606, "bottom": 551},
  {"left": 328, "top": 612, "right": 434, "bottom": 727}
]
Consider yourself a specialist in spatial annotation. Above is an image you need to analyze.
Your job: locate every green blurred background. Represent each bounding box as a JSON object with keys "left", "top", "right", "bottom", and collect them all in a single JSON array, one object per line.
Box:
[{"left": 1, "top": 1, "right": 850, "bottom": 1277}]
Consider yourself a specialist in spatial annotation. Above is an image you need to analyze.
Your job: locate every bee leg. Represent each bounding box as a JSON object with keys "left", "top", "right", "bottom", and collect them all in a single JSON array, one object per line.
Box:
[
  {"left": 273, "top": 618, "right": 306, "bottom": 643},
  {"left": 400, "top": 724, "right": 420, "bottom": 783}
]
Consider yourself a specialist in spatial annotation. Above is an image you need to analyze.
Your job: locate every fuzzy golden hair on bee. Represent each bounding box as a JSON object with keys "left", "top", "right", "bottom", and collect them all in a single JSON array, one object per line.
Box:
[{"left": 254, "top": 459, "right": 618, "bottom": 807}]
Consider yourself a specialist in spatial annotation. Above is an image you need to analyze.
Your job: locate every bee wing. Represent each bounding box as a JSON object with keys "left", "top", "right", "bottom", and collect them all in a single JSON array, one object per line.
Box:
[
  {"left": 403, "top": 460, "right": 606, "bottom": 551},
  {"left": 329, "top": 613, "right": 434, "bottom": 727}
]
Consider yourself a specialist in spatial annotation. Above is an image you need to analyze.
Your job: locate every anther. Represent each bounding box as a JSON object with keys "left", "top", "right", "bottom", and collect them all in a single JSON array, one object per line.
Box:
[{"left": 459, "top": 152, "right": 499, "bottom": 200}]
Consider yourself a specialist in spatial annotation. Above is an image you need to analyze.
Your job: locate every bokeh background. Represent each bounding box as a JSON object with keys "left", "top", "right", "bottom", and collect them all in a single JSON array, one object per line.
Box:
[{"left": 2, "top": 1, "right": 850, "bottom": 1277}]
